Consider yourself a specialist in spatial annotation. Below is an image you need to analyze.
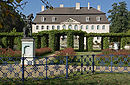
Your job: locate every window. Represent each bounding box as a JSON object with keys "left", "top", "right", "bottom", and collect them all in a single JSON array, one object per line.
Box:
[
  {"left": 97, "top": 25, "right": 99, "bottom": 30},
  {"left": 80, "top": 25, "right": 83, "bottom": 29},
  {"left": 91, "top": 25, "right": 94, "bottom": 30},
  {"left": 74, "top": 25, "right": 78, "bottom": 30},
  {"left": 57, "top": 26, "right": 60, "bottom": 30},
  {"left": 86, "top": 17, "right": 90, "bottom": 22},
  {"left": 68, "top": 25, "right": 72, "bottom": 29},
  {"left": 96, "top": 16, "right": 101, "bottom": 21},
  {"left": 52, "top": 26, "right": 55, "bottom": 30},
  {"left": 41, "top": 26, "right": 44, "bottom": 29},
  {"left": 86, "top": 25, "right": 88, "bottom": 29},
  {"left": 102, "top": 25, "right": 105, "bottom": 29},
  {"left": 36, "top": 26, "right": 39, "bottom": 30},
  {"left": 47, "top": 26, "right": 49, "bottom": 30},
  {"left": 41, "top": 17, "right": 45, "bottom": 22},
  {"left": 52, "top": 17, "right": 56, "bottom": 22},
  {"left": 62, "top": 25, "right": 66, "bottom": 29}
]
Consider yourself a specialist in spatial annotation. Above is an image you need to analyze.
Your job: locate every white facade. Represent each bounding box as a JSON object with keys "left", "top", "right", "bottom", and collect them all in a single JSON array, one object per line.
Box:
[{"left": 32, "top": 18, "right": 109, "bottom": 44}]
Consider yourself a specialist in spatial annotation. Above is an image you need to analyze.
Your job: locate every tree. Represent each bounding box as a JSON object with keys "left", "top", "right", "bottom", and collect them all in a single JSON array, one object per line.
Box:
[
  {"left": 108, "top": 1, "right": 128, "bottom": 33},
  {"left": 0, "top": 0, "right": 25, "bottom": 32},
  {"left": 0, "top": 0, "right": 53, "bottom": 32}
]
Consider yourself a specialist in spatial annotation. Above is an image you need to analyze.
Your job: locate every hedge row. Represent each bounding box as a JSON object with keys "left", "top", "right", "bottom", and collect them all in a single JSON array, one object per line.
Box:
[{"left": 0, "top": 30, "right": 129, "bottom": 51}]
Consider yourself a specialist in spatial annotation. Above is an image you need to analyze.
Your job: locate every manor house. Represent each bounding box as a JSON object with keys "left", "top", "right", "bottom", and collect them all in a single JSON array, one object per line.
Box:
[{"left": 32, "top": 3, "right": 110, "bottom": 45}]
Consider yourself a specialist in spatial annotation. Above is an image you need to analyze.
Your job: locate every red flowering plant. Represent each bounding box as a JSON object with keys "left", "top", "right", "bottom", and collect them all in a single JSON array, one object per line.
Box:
[
  {"left": 55, "top": 48, "right": 76, "bottom": 63},
  {"left": 96, "top": 49, "right": 130, "bottom": 65},
  {"left": 35, "top": 47, "right": 52, "bottom": 56},
  {"left": 0, "top": 48, "right": 21, "bottom": 62}
]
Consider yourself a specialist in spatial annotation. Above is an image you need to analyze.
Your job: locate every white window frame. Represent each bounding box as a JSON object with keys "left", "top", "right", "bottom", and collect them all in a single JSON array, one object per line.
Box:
[
  {"left": 52, "top": 17, "right": 56, "bottom": 22},
  {"left": 62, "top": 25, "right": 66, "bottom": 29},
  {"left": 96, "top": 16, "right": 101, "bottom": 21},
  {"left": 91, "top": 25, "right": 94, "bottom": 30},
  {"left": 74, "top": 25, "right": 78, "bottom": 30},
  {"left": 86, "top": 25, "right": 88, "bottom": 29},
  {"left": 52, "top": 26, "right": 55, "bottom": 30},
  {"left": 68, "top": 25, "right": 72, "bottom": 29},
  {"left": 47, "top": 26, "right": 49, "bottom": 30},
  {"left": 102, "top": 25, "right": 105, "bottom": 29},
  {"left": 80, "top": 25, "right": 83, "bottom": 29},
  {"left": 41, "top": 26, "right": 44, "bottom": 29},
  {"left": 97, "top": 25, "right": 100, "bottom": 30},
  {"left": 41, "top": 17, "right": 45, "bottom": 22},
  {"left": 36, "top": 25, "right": 39, "bottom": 30},
  {"left": 57, "top": 26, "right": 60, "bottom": 30},
  {"left": 86, "top": 17, "right": 90, "bottom": 22}
]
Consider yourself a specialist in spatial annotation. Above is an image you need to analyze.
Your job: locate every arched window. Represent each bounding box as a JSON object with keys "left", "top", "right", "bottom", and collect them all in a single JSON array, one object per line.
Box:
[
  {"left": 36, "top": 26, "right": 39, "bottom": 30},
  {"left": 74, "top": 25, "right": 78, "bottom": 30},
  {"left": 97, "top": 25, "right": 99, "bottom": 30},
  {"left": 62, "top": 25, "right": 66, "bottom": 29},
  {"left": 102, "top": 25, "right": 105, "bottom": 29},
  {"left": 80, "top": 25, "right": 83, "bottom": 29},
  {"left": 91, "top": 25, "right": 94, "bottom": 30},
  {"left": 52, "top": 26, "right": 55, "bottom": 30},
  {"left": 57, "top": 25, "right": 60, "bottom": 30},
  {"left": 68, "top": 25, "right": 72, "bottom": 29},
  {"left": 47, "top": 26, "right": 49, "bottom": 30},
  {"left": 41, "top": 26, "right": 44, "bottom": 29},
  {"left": 86, "top": 25, "right": 88, "bottom": 29}
]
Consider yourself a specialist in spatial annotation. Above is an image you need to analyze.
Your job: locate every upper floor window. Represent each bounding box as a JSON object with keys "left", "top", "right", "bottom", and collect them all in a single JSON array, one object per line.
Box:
[
  {"left": 74, "top": 25, "right": 78, "bottom": 30},
  {"left": 47, "top": 26, "right": 49, "bottom": 30},
  {"left": 41, "top": 26, "right": 44, "bottom": 29},
  {"left": 86, "top": 25, "right": 88, "bottom": 29},
  {"left": 97, "top": 25, "right": 100, "bottom": 30},
  {"left": 86, "top": 17, "right": 90, "bottom": 22},
  {"left": 36, "top": 26, "right": 39, "bottom": 30},
  {"left": 102, "top": 25, "right": 105, "bottom": 29},
  {"left": 91, "top": 25, "right": 94, "bottom": 30},
  {"left": 62, "top": 25, "right": 66, "bottom": 29},
  {"left": 80, "top": 25, "right": 83, "bottom": 29},
  {"left": 41, "top": 17, "right": 45, "bottom": 22},
  {"left": 52, "top": 17, "right": 56, "bottom": 22},
  {"left": 57, "top": 26, "right": 60, "bottom": 30},
  {"left": 52, "top": 26, "right": 55, "bottom": 30},
  {"left": 96, "top": 16, "right": 101, "bottom": 21},
  {"left": 68, "top": 25, "right": 72, "bottom": 29}
]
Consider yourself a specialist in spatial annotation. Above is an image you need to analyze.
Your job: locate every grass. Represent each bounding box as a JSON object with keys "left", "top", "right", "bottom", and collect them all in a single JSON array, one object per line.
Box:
[
  {"left": 76, "top": 52, "right": 101, "bottom": 55},
  {"left": 0, "top": 73, "right": 130, "bottom": 85}
]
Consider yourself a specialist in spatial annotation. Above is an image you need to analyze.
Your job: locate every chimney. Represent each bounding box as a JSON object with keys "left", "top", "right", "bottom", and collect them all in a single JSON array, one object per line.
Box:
[
  {"left": 88, "top": 2, "right": 90, "bottom": 10},
  {"left": 41, "top": 5, "right": 44, "bottom": 11},
  {"left": 76, "top": 3, "right": 80, "bottom": 10},
  {"left": 60, "top": 4, "right": 64, "bottom": 7},
  {"left": 97, "top": 5, "right": 101, "bottom": 11}
]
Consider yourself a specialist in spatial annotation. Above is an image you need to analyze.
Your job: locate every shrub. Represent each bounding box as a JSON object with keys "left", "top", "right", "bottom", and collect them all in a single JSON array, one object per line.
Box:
[
  {"left": 55, "top": 48, "right": 76, "bottom": 59},
  {"left": 35, "top": 47, "right": 52, "bottom": 56}
]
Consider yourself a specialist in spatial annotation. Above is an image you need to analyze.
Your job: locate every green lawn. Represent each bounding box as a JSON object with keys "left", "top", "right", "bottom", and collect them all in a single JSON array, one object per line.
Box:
[{"left": 1, "top": 73, "right": 130, "bottom": 85}]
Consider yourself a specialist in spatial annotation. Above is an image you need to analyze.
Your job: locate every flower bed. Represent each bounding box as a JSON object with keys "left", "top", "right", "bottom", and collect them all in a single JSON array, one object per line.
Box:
[{"left": 35, "top": 47, "right": 52, "bottom": 56}]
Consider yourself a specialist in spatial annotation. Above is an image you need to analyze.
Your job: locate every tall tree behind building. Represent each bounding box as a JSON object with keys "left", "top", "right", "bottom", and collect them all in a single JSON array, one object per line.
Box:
[{"left": 108, "top": 1, "right": 128, "bottom": 33}]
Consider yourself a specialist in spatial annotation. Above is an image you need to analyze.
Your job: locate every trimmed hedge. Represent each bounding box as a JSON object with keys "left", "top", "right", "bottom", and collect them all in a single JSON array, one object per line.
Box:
[
  {"left": 121, "top": 37, "right": 127, "bottom": 49},
  {"left": 14, "top": 37, "right": 22, "bottom": 50},
  {"left": 49, "top": 32, "right": 56, "bottom": 51},
  {"left": 0, "top": 30, "right": 130, "bottom": 52},
  {"left": 41, "top": 36, "right": 48, "bottom": 48},
  {"left": 88, "top": 37, "right": 93, "bottom": 51},
  {"left": 103, "top": 37, "right": 109, "bottom": 49},
  {"left": 67, "top": 32, "right": 74, "bottom": 48}
]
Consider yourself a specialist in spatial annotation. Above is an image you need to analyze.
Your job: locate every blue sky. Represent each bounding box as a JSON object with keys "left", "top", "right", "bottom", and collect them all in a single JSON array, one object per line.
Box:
[{"left": 20, "top": 0, "right": 130, "bottom": 17}]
